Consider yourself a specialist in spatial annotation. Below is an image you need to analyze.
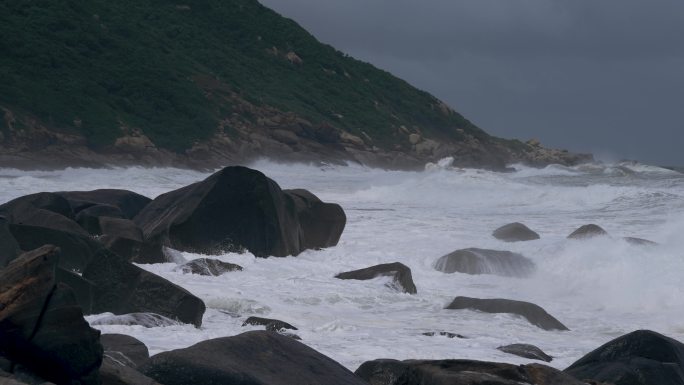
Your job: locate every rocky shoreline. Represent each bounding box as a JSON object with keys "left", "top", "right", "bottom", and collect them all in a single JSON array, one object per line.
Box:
[{"left": 2, "top": 166, "right": 677, "bottom": 385}]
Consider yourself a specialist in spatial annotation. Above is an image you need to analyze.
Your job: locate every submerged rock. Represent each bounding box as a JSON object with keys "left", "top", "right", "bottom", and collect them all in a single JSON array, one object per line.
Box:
[
  {"left": 434, "top": 248, "right": 535, "bottom": 278},
  {"left": 356, "top": 359, "right": 584, "bottom": 385},
  {"left": 624, "top": 236, "right": 658, "bottom": 246},
  {"left": 242, "top": 316, "right": 298, "bottom": 331},
  {"left": 139, "top": 331, "right": 367, "bottom": 385},
  {"left": 567, "top": 224, "right": 608, "bottom": 239},
  {"left": 497, "top": 344, "right": 553, "bottom": 362},
  {"left": 422, "top": 331, "right": 466, "bottom": 339},
  {"left": 133, "top": 166, "right": 345, "bottom": 258},
  {"left": 175, "top": 258, "right": 243, "bottom": 276},
  {"left": 492, "top": 222, "right": 540, "bottom": 242},
  {"left": 91, "top": 313, "right": 181, "bottom": 328},
  {"left": 82, "top": 249, "right": 206, "bottom": 327},
  {"left": 0, "top": 245, "right": 103, "bottom": 385},
  {"left": 335, "top": 262, "right": 417, "bottom": 294},
  {"left": 565, "top": 329, "right": 684, "bottom": 385},
  {"left": 445, "top": 296, "right": 569, "bottom": 331}
]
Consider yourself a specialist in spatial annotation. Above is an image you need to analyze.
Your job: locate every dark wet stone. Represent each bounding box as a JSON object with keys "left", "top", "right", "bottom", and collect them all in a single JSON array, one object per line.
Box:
[
  {"left": 91, "top": 313, "right": 181, "bottom": 328},
  {"left": 75, "top": 204, "right": 125, "bottom": 235},
  {"left": 82, "top": 249, "right": 206, "bottom": 327},
  {"left": 356, "top": 359, "right": 584, "bottom": 385},
  {"left": 624, "top": 237, "right": 658, "bottom": 246},
  {"left": 100, "top": 356, "right": 161, "bottom": 385},
  {"left": 134, "top": 166, "right": 345, "bottom": 258},
  {"left": 174, "top": 258, "right": 243, "bottom": 276},
  {"left": 56, "top": 189, "right": 152, "bottom": 220},
  {"left": 492, "top": 222, "right": 540, "bottom": 242},
  {"left": 101, "top": 334, "right": 150, "bottom": 369},
  {"left": 434, "top": 248, "right": 535, "bottom": 278},
  {"left": 565, "top": 330, "right": 684, "bottom": 385},
  {"left": 335, "top": 262, "right": 417, "bottom": 294},
  {"left": 445, "top": 296, "right": 569, "bottom": 331},
  {"left": 498, "top": 343, "right": 553, "bottom": 362},
  {"left": 0, "top": 215, "right": 20, "bottom": 268},
  {"left": 567, "top": 224, "right": 608, "bottom": 239},
  {"left": 140, "top": 331, "right": 366, "bottom": 385},
  {"left": 242, "top": 316, "right": 297, "bottom": 331}
]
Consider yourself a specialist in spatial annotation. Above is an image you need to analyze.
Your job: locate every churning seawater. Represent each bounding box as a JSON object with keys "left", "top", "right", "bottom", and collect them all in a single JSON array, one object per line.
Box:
[{"left": 1, "top": 159, "right": 683, "bottom": 370}]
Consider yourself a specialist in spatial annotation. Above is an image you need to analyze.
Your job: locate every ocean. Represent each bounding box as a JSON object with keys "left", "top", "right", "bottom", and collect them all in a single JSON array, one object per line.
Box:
[{"left": 2, "top": 158, "right": 683, "bottom": 370}]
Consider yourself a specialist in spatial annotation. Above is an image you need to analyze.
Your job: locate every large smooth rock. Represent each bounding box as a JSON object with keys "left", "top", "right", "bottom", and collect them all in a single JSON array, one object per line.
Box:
[
  {"left": 100, "top": 356, "right": 161, "bottom": 385},
  {"left": 335, "top": 262, "right": 417, "bottom": 294},
  {"left": 446, "top": 297, "right": 569, "bottom": 331},
  {"left": 174, "top": 258, "right": 243, "bottom": 276},
  {"left": 139, "top": 331, "right": 366, "bottom": 385},
  {"left": 56, "top": 189, "right": 152, "bottom": 220},
  {"left": 492, "top": 222, "right": 540, "bottom": 242},
  {"left": 134, "top": 166, "right": 345, "bottom": 258},
  {"left": 565, "top": 330, "right": 684, "bottom": 385},
  {"left": 96, "top": 217, "right": 165, "bottom": 263},
  {"left": 434, "top": 248, "right": 535, "bottom": 278},
  {"left": 498, "top": 344, "right": 553, "bottom": 362},
  {"left": 55, "top": 267, "right": 95, "bottom": 313},
  {"left": 101, "top": 334, "right": 150, "bottom": 369},
  {"left": 283, "top": 189, "right": 346, "bottom": 251},
  {"left": 356, "top": 359, "right": 584, "bottom": 385},
  {"left": 0, "top": 193, "right": 74, "bottom": 222},
  {"left": 0, "top": 215, "right": 20, "bottom": 267},
  {"left": 82, "top": 249, "right": 206, "bottom": 327},
  {"left": 75, "top": 204, "right": 125, "bottom": 235},
  {"left": 567, "top": 224, "right": 608, "bottom": 239},
  {"left": 0, "top": 245, "right": 103, "bottom": 385}
]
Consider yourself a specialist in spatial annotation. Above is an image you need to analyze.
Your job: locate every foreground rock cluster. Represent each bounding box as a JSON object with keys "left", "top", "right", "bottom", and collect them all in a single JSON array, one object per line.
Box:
[{"left": 0, "top": 169, "right": 676, "bottom": 385}]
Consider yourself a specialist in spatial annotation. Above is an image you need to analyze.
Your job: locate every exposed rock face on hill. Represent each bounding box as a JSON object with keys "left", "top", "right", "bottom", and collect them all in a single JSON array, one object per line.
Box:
[{"left": 0, "top": 0, "right": 591, "bottom": 171}]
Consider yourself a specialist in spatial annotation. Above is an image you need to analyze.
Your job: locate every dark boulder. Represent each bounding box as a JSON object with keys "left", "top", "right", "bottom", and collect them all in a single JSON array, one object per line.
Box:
[
  {"left": 101, "top": 334, "right": 150, "bottom": 369},
  {"left": 133, "top": 166, "right": 345, "bottom": 258},
  {"left": 567, "top": 224, "right": 608, "bottom": 239},
  {"left": 56, "top": 189, "right": 151, "bottom": 220},
  {"left": 242, "top": 317, "right": 297, "bottom": 332},
  {"left": 0, "top": 245, "right": 103, "bottom": 385},
  {"left": 174, "top": 258, "right": 243, "bottom": 276},
  {"left": 96, "top": 217, "right": 164, "bottom": 263},
  {"left": 492, "top": 222, "right": 540, "bottom": 242},
  {"left": 139, "top": 331, "right": 367, "bottom": 385},
  {"left": 565, "top": 329, "right": 684, "bottom": 385},
  {"left": 498, "top": 344, "right": 553, "bottom": 362},
  {"left": 335, "top": 262, "right": 417, "bottom": 294},
  {"left": 434, "top": 248, "right": 535, "bottom": 278},
  {"left": 91, "top": 313, "right": 181, "bottom": 328},
  {"left": 0, "top": 192, "right": 74, "bottom": 221},
  {"left": 82, "top": 249, "right": 206, "bottom": 327},
  {"left": 356, "top": 359, "right": 585, "bottom": 385},
  {"left": 75, "top": 204, "right": 125, "bottom": 235},
  {"left": 8, "top": 223, "right": 102, "bottom": 272},
  {"left": 55, "top": 267, "right": 95, "bottom": 313},
  {"left": 446, "top": 296, "right": 569, "bottom": 331},
  {"left": 283, "top": 189, "right": 346, "bottom": 251},
  {"left": 422, "top": 331, "right": 466, "bottom": 339},
  {"left": 0, "top": 215, "right": 20, "bottom": 267}
]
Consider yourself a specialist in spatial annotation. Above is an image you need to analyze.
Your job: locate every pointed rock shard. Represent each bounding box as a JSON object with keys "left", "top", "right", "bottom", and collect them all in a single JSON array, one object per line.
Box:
[{"left": 335, "top": 262, "right": 417, "bottom": 294}]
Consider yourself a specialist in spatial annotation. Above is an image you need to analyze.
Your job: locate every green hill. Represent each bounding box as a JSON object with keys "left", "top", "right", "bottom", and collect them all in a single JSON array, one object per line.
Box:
[{"left": 0, "top": 0, "right": 589, "bottom": 169}]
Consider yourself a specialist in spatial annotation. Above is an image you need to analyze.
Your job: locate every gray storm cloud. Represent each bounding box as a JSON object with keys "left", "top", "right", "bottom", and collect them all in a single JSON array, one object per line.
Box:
[{"left": 259, "top": 0, "right": 684, "bottom": 165}]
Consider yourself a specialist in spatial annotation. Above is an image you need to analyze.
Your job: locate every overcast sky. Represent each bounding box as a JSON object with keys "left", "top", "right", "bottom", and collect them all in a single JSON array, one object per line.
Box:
[{"left": 259, "top": 0, "right": 684, "bottom": 166}]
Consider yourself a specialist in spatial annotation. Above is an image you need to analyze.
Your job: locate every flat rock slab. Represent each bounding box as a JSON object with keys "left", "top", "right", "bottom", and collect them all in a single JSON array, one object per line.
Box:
[
  {"left": 565, "top": 329, "right": 684, "bottom": 385},
  {"left": 140, "top": 331, "right": 367, "bottom": 385},
  {"left": 492, "top": 222, "right": 540, "bottom": 242},
  {"left": 335, "top": 262, "right": 417, "bottom": 294},
  {"left": 446, "top": 296, "right": 569, "bottom": 331},
  {"left": 356, "top": 359, "right": 584, "bottom": 385},
  {"left": 434, "top": 248, "right": 535, "bottom": 278},
  {"left": 567, "top": 224, "right": 608, "bottom": 239},
  {"left": 498, "top": 344, "right": 553, "bottom": 362},
  {"left": 174, "top": 258, "right": 243, "bottom": 276}
]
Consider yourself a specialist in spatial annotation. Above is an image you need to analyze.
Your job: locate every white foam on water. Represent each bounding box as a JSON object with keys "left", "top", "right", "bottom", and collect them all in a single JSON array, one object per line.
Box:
[{"left": 2, "top": 160, "right": 684, "bottom": 370}]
